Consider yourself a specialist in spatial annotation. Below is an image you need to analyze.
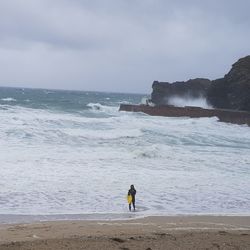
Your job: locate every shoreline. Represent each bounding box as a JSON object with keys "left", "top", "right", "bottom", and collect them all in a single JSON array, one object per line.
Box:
[
  {"left": 0, "top": 215, "right": 249, "bottom": 249},
  {"left": 2, "top": 212, "right": 250, "bottom": 225}
]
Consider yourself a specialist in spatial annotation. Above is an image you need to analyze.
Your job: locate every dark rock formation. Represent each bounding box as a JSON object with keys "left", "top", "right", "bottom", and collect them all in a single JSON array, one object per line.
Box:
[
  {"left": 119, "top": 104, "right": 250, "bottom": 126},
  {"left": 151, "top": 56, "right": 250, "bottom": 111},
  {"left": 151, "top": 78, "right": 211, "bottom": 106},
  {"left": 207, "top": 56, "right": 250, "bottom": 111}
]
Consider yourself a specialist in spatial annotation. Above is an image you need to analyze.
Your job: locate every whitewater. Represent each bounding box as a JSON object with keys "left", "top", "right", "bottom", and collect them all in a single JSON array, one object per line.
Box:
[{"left": 0, "top": 87, "right": 249, "bottom": 221}]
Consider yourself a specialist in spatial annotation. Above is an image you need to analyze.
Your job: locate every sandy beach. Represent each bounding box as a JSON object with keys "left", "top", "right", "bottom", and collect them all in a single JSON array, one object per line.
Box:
[{"left": 0, "top": 216, "right": 249, "bottom": 249}]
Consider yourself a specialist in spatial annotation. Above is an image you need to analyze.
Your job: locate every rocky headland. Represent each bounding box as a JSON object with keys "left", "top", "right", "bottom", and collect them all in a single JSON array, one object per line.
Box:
[
  {"left": 151, "top": 55, "right": 250, "bottom": 112},
  {"left": 120, "top": 56, "right": 250, "bottom": 126}
]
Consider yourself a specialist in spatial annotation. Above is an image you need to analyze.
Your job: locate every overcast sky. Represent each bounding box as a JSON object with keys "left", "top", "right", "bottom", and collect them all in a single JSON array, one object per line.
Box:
[{"left": 0, "top": 0, "right": 249, "bottom": 93}]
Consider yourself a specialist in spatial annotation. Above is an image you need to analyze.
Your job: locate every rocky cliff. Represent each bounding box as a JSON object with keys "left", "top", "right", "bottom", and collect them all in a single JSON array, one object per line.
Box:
[
  {"left": 151, "top": 78, "right": 211, "bottom": 106},
  {"left": 151, "top": 56, "right": 250, "bottom": 111},
  {"left": 207, "top": 56, "right": 250, "bottom": 111}
]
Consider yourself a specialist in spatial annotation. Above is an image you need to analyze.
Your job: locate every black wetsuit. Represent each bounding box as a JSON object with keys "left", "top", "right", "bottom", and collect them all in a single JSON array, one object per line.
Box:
[{"left": 128, "top": 188, "right": 136, "bottom": 211}]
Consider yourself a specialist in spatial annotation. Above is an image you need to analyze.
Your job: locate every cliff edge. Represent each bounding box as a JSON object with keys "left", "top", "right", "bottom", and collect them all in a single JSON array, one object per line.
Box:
[{"left": 151, "top": 56, "right": 250, "bottom": 111}]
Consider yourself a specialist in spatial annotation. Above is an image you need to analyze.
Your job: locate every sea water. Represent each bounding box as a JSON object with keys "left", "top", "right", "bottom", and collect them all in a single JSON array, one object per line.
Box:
[{"left": 0, "top": 87, "right": 249, "bottom": 221}]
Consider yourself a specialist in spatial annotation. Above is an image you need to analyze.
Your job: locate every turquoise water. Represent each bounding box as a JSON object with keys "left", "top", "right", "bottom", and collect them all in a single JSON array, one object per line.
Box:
[{"left": 0, "top": 87, "right": 143, "bottom": 114}]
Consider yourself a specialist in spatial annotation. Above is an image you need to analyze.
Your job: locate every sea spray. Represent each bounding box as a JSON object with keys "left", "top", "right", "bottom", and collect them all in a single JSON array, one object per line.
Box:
[{"left": 167, "top": 96, "right": 213, "bottom": 109}]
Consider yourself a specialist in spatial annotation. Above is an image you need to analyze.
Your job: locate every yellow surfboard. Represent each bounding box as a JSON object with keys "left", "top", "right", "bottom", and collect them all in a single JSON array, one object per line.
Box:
[{"left": 127, "top": 195, "right": 132, "bottom": 204}]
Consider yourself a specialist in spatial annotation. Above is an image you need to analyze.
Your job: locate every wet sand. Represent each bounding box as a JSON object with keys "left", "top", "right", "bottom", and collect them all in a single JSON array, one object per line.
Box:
[{"left": 0, "top": 216, "right": 250, "bottom": 249}]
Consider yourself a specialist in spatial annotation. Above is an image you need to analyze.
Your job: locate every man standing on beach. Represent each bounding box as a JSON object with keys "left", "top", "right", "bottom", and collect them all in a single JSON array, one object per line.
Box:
[{"left": 128, "top": 185, "right": 136, "bottom": 211}]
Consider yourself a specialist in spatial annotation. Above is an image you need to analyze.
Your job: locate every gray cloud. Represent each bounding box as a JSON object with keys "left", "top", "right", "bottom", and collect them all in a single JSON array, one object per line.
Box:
[{"left": 0, "top": 0, "right": 249, "bottom": 93}]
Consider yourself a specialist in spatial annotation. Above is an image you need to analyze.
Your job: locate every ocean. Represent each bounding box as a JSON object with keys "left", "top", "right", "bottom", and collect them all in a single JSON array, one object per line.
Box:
[{"left": 0, "top": 87, "right": 249, "bottom": 222}]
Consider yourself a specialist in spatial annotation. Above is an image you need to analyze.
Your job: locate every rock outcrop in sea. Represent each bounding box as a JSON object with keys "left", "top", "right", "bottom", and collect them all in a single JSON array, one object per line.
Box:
[
  {"left": 151, "top": 78, "right": 211, "bottom": 106},
  {"left": 151, "top": 55, "right": 250, "bottom": 111}
]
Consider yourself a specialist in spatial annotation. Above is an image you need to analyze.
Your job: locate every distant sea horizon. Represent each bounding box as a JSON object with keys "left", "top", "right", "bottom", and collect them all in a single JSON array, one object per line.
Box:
[{"left": 0, "top": 85, "right": 149, "bottom": 96}]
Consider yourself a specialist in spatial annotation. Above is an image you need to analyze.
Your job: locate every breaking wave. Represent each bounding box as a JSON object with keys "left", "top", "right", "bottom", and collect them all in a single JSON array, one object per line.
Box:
[
  {"left": 86, "top": 102, "right": 118, "bottom": 113},
  {"left": 0, "top": 88, "right": 249, "bottom": 217},
  {"left": 168, "top": 96, "right": 213, "bottom": 109},
  {"left": 1, "top": 97, "right": 17, "bottom": 102}
]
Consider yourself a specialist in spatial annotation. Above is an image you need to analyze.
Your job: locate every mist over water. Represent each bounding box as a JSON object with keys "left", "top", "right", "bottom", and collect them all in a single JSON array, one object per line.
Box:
[
  {"left": 0, "top": 87, "right": 250, "bottom": 219},
  {"left": 167, "top": 96, "right": 213, "bottom": 109}
]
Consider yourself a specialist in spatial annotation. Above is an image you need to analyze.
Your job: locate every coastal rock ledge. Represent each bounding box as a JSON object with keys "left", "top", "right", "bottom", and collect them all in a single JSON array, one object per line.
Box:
[{"left": 151, "top": 56, "right": 250, "bottom": 112}]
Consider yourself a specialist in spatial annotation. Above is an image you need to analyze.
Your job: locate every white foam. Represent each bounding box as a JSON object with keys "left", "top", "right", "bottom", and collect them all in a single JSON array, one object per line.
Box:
[
  {"left": 1, "top": 97, "right": 17, "bottom": 102},
  {"left": 168, "top": 96, "right": 213, "bottom": 109},
  {"left": 62, "top": 127, "right": 142, "bottom": 139},
  {"left": 0, "top": 104, "right": 249, "bottom": 216},
  {"left": 86, "top": 102, "right": 118, "bottom": 113}
]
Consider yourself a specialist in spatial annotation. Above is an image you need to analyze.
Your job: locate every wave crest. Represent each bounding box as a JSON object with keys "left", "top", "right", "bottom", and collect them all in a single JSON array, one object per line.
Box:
[
  {"left": 86, "top": 103, "right": 118, "bottom": 113},
  {"left": 1, "top": 97, "right": 17, "bottom": 102}
]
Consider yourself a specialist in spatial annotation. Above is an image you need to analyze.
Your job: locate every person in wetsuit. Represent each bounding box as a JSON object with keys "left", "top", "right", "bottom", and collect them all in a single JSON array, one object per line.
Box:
[{"left": 128, "top": 185, "right": 136, "bottom": 211}]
